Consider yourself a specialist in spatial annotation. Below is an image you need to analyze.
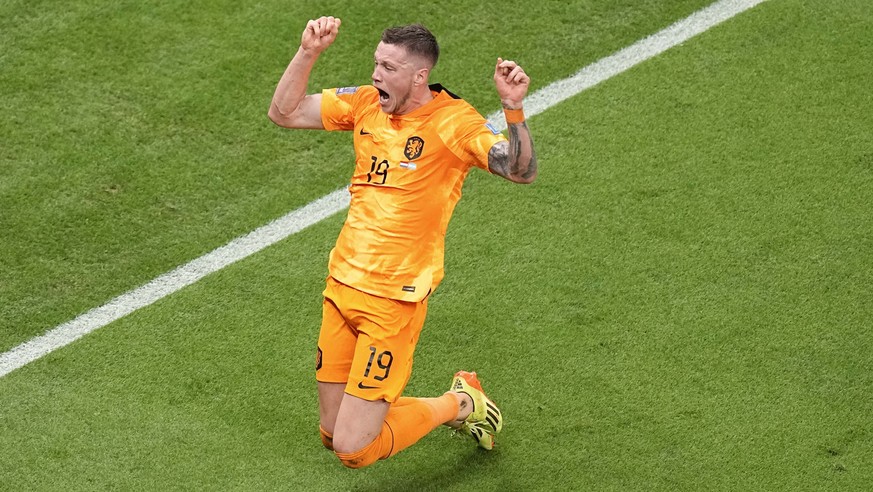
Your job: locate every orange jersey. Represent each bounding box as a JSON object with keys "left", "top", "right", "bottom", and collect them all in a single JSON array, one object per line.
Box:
[{"left": 321, "top": 84, "right": 506, "bottom": 301}]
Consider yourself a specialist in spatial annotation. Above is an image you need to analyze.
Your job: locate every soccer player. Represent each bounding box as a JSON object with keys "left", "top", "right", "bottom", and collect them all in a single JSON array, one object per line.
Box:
[{"left": 268, "top": 16, "right": 537, "bottom": 468}]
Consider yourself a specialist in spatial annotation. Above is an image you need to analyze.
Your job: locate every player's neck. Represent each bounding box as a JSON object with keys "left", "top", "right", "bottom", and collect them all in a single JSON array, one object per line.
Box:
[{"left": 395, "top": 86, "right": 435, "bottom": 116}]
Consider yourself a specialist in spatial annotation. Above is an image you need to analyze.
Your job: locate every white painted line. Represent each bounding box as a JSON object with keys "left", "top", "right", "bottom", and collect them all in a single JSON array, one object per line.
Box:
[
  {"left": 0, "top": 190, "right": 350, "bottom": 377},
  {"left": 0, "top": 0, "right": 768, "bottom": 379},
  {"left": 488, "top": 0, "right": 768, "bottom": 129}
]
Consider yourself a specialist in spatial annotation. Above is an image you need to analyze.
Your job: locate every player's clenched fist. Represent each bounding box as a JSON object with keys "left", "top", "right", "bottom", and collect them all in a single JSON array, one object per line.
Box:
[
  {"left": 493, "top": 57, "right": 530, "bottom": 110},
  {"left": 301, "top": 16, "right": 341, "bottom": 55}
]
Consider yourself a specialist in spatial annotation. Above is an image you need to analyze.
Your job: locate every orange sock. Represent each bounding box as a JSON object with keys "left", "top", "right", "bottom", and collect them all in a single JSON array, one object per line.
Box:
[
  {"left": 319, "top": 425, "right": 334, "bottom": 450},
  {"left": 384, "top": 393, "right": 459, "bottom": 457},
  {"left": 335, "top": 393, "right": 459, "bottom": 468}
]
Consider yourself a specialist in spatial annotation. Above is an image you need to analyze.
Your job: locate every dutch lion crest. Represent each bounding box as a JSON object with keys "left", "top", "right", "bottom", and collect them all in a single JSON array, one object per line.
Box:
[{"left": 404, "top": 136, "right": 425, "bottom": 160}]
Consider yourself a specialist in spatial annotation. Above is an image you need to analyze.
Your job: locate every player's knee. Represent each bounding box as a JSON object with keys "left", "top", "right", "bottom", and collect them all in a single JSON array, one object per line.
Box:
[
  {"left": 333, "top": 436, "right": 382, "bottom": 469},
  {"left": 331, "top": 435, "right": 365, "bottom": 457},
  {"left": 334, "top": 441, "right": 379, "bottom": 468},
  {"left": 335, "top": 450, "right": 377, "bottom": 469}
]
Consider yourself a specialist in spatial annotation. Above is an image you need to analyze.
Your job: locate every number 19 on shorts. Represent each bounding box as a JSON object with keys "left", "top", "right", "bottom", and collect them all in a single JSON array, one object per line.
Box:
[{"left": 363, "top": 346, "right": 393, "bottom": 381}]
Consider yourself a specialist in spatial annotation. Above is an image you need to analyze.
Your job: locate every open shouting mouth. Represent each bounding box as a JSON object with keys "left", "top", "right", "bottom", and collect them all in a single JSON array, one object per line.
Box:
[{"left": 376, "top": 87, "right": 390, "bottom": 107}]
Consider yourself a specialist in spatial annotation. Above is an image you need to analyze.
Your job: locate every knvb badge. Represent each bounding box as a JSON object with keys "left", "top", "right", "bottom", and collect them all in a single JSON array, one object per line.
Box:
[{"left": 404, "top": 136, "right": 425, "bottom": 160}]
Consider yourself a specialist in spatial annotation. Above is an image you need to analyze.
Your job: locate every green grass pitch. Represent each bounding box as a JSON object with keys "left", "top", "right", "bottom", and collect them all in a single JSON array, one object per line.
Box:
[{"left": 2, "top": 0, "right": 872, "bottom": 490}]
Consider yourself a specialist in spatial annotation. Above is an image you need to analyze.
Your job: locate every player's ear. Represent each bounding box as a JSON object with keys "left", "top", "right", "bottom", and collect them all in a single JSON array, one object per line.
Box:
[{"left": 414, "top": 67, "right": 429, "bottom": 86}]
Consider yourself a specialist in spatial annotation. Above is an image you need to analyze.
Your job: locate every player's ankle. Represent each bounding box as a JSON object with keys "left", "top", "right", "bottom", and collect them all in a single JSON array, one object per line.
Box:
[{"left": 447, "top": 391, "right": 473, "bottom": 423}]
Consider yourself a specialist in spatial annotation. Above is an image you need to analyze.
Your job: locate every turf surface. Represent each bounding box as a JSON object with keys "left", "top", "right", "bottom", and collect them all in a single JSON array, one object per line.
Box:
[{"left": 2, "top": 0, "right": 872, "bottom": 490}]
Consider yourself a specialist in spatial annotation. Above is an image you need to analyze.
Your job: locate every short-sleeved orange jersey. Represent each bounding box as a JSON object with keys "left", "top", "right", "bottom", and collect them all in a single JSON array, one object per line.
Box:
[{"left": 321, "top": 84, "right": 506, "bottom": 302}]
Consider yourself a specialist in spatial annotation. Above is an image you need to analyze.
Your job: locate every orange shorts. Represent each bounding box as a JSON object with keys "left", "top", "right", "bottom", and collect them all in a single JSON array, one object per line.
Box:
[{"left": 316, "top": 276, "right": 428, "bottom": 403}]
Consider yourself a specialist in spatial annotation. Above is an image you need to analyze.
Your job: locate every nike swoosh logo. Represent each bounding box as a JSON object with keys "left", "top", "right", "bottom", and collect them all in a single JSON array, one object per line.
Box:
[
  {"left": 359, "top": 128, "right": 371, "bottom": 136},
  {"left": 357, "top": 381, "right": 378, "bottom": 390}
]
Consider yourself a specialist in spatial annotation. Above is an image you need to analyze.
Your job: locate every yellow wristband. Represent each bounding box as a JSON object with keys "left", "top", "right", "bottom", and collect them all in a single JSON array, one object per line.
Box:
[{"left": 503, "top": 108, "right": 525, "bottom": 125}]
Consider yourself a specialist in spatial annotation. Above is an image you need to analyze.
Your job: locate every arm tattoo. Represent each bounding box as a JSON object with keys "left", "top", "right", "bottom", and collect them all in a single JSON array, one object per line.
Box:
[
  {"left": 488, "top": 121, "right": 538, "bottom": 183},
  {"left": 488, "top": 140, "right": 511, "bottom": 178}
]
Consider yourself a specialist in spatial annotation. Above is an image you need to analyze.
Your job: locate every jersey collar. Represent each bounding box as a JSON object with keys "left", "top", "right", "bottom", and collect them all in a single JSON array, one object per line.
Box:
[{"left": 387, "top": 83, "right": 461, "bottom": 120}]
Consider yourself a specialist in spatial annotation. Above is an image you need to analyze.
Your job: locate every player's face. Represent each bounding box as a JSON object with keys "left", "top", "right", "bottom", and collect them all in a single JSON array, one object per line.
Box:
[{"left": 372, "top": 42, "right": 418, "bottom": 115}]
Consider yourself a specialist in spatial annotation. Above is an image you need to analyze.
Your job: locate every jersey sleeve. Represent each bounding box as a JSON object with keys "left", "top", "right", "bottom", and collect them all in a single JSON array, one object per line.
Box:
[
  {"left": 320, "top": 86, "right": 362, "bottom": 131},
  {"left": 441, "top": 108, "right": 507, "bottom": 172}
]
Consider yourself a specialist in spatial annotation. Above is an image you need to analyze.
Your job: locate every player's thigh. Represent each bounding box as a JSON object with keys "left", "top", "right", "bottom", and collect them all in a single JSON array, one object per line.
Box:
[
  {"left": 332, "top": 393, "right": 390, "bottom": 453},
  {"left": 317, "top": 382, "right": 346, "bottom": 434}
]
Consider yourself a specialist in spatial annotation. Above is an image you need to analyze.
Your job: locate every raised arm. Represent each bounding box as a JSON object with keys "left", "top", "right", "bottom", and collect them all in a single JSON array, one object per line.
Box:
[
  {"left": 487, "top": 58, "right": 538, "bottom": 184},
  {"left": 268, "top": 16, "right": 341, "bottom": 129}
]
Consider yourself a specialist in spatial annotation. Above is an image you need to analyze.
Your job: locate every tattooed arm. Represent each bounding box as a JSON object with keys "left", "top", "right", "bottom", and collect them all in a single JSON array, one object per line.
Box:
[
  {"left": 488, "top": 119, "right": 538, "bottom": 183},
  {"left": 488, "top": 57, "right": 538, "bottom": 184}
]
